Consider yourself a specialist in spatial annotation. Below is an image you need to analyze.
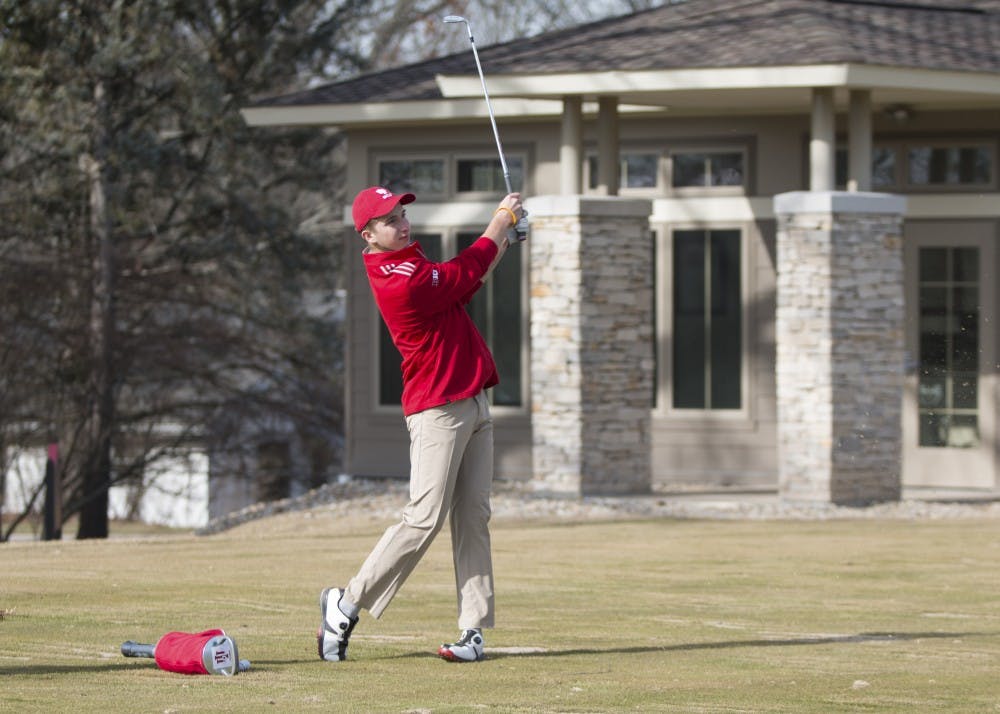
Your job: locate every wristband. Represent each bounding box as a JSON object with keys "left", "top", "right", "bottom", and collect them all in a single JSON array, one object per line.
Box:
[{"left": 494, "top": 206, "right": 517, "bottom": 227}]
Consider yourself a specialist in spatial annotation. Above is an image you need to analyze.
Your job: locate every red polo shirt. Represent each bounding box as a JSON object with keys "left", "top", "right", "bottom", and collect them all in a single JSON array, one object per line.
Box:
[{"left": 363, "top": 238, "right": 500, "bottom": 416}]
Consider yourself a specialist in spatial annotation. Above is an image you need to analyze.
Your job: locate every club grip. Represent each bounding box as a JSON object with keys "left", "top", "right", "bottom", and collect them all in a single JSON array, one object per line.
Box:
[
  {"left": 121, "top": 641, "right": 156, "bottom": 658},
  {"left": 511, "top": 214, "right": 529, "bottom": 242}
]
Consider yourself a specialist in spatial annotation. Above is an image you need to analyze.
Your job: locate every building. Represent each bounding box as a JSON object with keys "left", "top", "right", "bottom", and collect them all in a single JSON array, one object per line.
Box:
[{"left": 244, "top": 0, "right": 1000, "bottom": 502}]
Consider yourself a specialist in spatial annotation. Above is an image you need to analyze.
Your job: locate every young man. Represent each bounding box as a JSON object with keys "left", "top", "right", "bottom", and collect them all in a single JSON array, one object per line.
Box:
[{"left": 318, "top": 185, "right": 525, "bottom": 663}]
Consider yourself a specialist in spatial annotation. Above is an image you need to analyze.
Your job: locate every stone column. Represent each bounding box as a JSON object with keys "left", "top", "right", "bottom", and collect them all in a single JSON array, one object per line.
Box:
[
  {"left": 774, "top": 191, "right": 906, "bottom": 504},
  {"left": 525, "top": 195, "right": 653, "bottom": 496}
]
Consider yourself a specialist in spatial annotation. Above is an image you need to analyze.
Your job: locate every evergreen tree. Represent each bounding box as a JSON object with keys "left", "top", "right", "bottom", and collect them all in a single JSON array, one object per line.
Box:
[{"left": 0, "top": 0, "right": 353, "bottom": 539}]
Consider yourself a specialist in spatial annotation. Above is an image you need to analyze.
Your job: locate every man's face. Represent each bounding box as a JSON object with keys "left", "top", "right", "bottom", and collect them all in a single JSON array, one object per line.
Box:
[{"left": 362, "top": 204, "right": 410, "bottom": 253}]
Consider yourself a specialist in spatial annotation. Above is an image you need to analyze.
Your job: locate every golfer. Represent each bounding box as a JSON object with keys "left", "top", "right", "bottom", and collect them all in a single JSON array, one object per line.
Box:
[{"left": 318, "top": 185, "right": 525, "bottom": 663}]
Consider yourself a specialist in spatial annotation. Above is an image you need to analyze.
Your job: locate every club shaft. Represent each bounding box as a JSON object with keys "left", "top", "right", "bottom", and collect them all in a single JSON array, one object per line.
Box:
[
  {"left": 449, "top": 16, "right": 525, "bottom": 241},
  {"left": 467, "top": 38, "right": 513, "bottom": 195}
]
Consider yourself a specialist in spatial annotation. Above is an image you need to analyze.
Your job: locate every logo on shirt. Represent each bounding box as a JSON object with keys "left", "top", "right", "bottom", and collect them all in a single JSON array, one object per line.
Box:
[
  {"left": 379, "top": 261, "right": 416, "bottom": 277},
  {"left": 431, "top": 268, "right": 439, "bottom": 287}
]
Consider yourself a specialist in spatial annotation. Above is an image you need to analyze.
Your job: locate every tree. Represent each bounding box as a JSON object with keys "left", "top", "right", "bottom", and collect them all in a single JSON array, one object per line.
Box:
[
  {"left": 348, "top": 0, "right": 675, "bottom": 72},
  {"left": 0, "top": 0, "right": 352, "bottom": 539}
]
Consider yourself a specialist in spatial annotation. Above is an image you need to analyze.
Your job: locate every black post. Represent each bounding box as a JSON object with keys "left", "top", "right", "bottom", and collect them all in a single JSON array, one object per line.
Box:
[{"left": 43, "top": 443, "right": 61, "bottom": 541}]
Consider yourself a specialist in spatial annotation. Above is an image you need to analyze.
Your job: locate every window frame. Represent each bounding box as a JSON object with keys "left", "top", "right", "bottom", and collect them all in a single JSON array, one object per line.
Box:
[
  {"left": 916, "top": 246, "right": 981, "bottom": 448},
  {"left": 375, "top": 154, "right": 448, "bottom": 199},
  {"left": 583, "top": 140, "right": 753, "bottom": 197},
  {"left": 666, "top": 145, "right": 750, "bottom": 196},
  {"left": 583, "top": 146, "right": 665, "bottom": 195},
  {"left": 903, "top": 139, "right": 996, "bottom": 192},
  {"left": 654, "top": 222, "right": 755, "bottom": 425},
  {"left": 372, "top": 147, "right": 530, "bottom": 201},
  {"left": 453, "top": 153, "right": 527, "bottom": 198},
  {"left": 831, "top": 136, "right": 997, "bottom": 193}
]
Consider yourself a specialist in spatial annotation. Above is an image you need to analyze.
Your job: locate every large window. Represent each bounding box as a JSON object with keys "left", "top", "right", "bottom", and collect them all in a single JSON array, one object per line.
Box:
[
  {"left": 917, "top": 247, "right": 980, "bottom": 448},
  {"left": 378, "top": 234, "right": 522, "bottom": 408},
  {"left": 671, "top": 229, "right": 742, "bottom": 410},
  {"left": 459, "top": 233, "right": 522, "bottom": 406}
]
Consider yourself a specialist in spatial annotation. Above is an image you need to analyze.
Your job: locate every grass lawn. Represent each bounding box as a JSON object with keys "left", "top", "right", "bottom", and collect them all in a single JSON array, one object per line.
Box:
[{"left": 2, "top": 511, "right": 1000, "bottom": 713}]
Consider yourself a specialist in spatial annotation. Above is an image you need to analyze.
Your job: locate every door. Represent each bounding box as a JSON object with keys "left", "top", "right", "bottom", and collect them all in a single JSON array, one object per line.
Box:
[{"left": 902, "top": 221, "right": 996, "bottom": 489}]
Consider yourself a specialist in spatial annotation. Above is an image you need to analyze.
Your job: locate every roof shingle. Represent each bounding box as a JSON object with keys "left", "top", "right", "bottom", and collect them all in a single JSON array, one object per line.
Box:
[{"left": 254, "top": 0, "right": 1000, "bottom": 108}]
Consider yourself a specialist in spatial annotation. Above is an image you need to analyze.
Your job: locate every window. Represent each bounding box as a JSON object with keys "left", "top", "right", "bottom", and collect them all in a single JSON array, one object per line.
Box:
[
  {"left": 671, "top": 151, "right": 744, "bottom": 189},
  {"left": 908, "top": 146, "right": 992, "bottom": 187},
  {"left": 456, "top": 157, "right": 524, "bottom": 193},
  {"left": 376, "top": 153, "right": 527, "bottom": 196},
  {"left": 917, "top": 247, "right": 980, "bottom": 448},
  {"left": 587, "top": 151, "right": 660, "bottom": 190},
  {"left": 378, "top": 158, "right": 445, "bottom": 195},
  {"left": 377, "top": 233, "right": 522, "bottom": 408},
  {"left": 833, "top": 140, "right": 995, "bottom": 191},
  {"left": 835, "top": 147, "right": 897, "bottom": 189},
  {"left": 458, "top": 234, "right": 522, "bottom": 406},
  {"left": 672, "top": 229, "right": 742, "bottom": 410},
  {"left": 587, "top": 145, "right": 749, "bottom": 193}
]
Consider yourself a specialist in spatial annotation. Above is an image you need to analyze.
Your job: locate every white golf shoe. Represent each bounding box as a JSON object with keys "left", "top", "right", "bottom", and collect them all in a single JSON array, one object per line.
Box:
[
  {"left": 317, "top": 587, "right": 358, "bottom": 662},
  {"left": 438, "top": 628, "right": 485, "bottom": 662}
]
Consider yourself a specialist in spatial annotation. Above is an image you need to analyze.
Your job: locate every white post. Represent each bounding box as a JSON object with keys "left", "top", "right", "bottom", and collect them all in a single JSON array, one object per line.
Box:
[
  {"left": 596, "top": 97, "right": 619, "bottom": 196},
  {"left": 560, "top": 96, "right": 583, "bottom": 195},
  {"left": 848, "top": 89, "right": 872, "bottom": 192},
  {"left": 810, "top": 88, "right": 836, "bottom": 191}
]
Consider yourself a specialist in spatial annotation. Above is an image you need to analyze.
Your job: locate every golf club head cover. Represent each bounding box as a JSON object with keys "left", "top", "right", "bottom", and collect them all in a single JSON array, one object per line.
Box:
[{"left": 154, "top": 629, "right": 240, "bottom": 676}]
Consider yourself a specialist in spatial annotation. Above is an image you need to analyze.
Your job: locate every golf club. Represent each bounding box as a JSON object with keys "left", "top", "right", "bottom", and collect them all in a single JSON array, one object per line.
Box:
[{"left": 443, "top": 15, "right": 528, "bottom": 242}]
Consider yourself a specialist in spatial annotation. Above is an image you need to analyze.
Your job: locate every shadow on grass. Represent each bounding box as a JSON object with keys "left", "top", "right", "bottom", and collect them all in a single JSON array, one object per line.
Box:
[
  {"left": 0, "top": 662, "right": 145, "bottom": 676},
  {"left": 384, "top": 630, "right": 997, "bottom": 661},
  {"left": 5, "top": 632, "right": 994, "bottom": 673}
]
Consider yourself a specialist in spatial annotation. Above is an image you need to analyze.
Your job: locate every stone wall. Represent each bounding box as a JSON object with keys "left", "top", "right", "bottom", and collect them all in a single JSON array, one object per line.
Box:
[
  {"left": 525, "top": 196, "right": 653, "bottom": 495},
  {"left": 774, "top": 191, "right": 906, "bottom": 504}
]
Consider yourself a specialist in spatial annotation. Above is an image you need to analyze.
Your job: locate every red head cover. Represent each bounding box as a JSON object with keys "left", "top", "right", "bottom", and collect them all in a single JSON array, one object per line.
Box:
[{"left": 154, "top": 629, "right": 228, "bottom": 675}]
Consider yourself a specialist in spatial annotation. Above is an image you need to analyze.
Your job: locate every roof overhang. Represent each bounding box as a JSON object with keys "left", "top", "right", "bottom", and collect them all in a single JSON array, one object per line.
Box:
[
  {"left": 242, "top": 97, "right": 573, "bottom": 128},
  {"left": 241, "top": 97, "right": 659, "bottom": 128},
  {"left": 243, "top": 63, "right": 1000, "bottom": 129},
  {"left": 437, "top": 64, "right": 1000, "bottom": 99},
  {"left": 438, "top": 63, "right": 1000, "bottom": 115}
]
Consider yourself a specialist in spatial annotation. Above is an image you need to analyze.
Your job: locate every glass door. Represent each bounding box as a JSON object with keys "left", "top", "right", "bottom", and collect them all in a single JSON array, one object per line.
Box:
[{"left": 903, "top": 223, "right": 996, "bottom": 489}]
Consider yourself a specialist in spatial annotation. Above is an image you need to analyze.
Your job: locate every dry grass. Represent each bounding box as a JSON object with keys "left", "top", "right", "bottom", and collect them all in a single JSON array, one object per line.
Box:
[{"left": 2, "top": 511, "right": 1000, "bottom": 712}]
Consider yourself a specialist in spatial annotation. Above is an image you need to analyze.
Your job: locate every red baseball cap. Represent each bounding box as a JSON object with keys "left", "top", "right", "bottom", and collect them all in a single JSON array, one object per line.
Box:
[{"left": 351, "top": 186, "right": 416, "bottom": 232}]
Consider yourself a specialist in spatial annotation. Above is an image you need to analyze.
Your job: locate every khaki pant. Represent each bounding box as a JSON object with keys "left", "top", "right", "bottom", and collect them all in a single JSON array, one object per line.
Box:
[{"left": 345, "top": 391, "right": 495, "bottom": 629}]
